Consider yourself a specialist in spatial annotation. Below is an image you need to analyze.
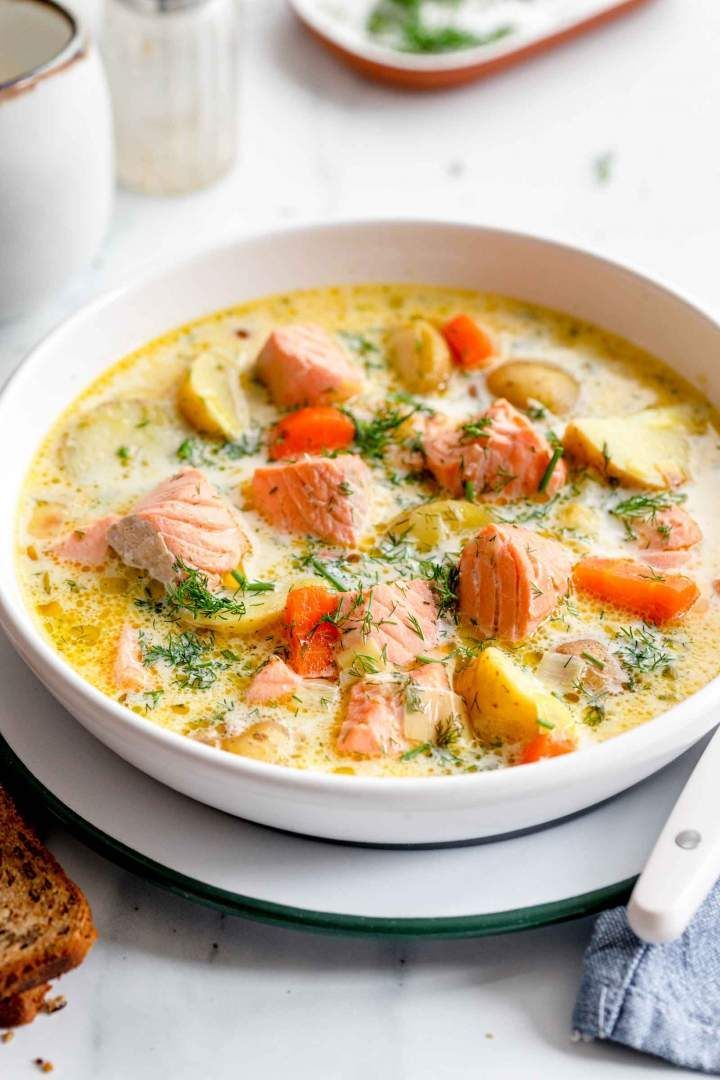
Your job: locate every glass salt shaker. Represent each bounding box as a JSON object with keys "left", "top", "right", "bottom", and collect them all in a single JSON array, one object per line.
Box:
[{"left": 103, "top": 0, "right": 238, "bottom": 195}]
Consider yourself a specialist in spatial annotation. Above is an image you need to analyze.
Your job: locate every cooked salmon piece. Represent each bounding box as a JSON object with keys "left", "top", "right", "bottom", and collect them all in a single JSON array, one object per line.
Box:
[
  {"left": 338, "top": 579, "right": 440, "bottom": 667},
  {"left": 256, "top": 324, "right": 364, "bottom": 408},
  {"left": 54, "top": 514, "right": 120, "bottom": 566},
  {"left": 337, "top": 663, "right": 461, "bottom": 758},
  {"left": 554, "top": 638, "right": 626, "bottom": 695},
  {"left": 251, "top": 455, "right": 372, "bottom": 546},
  {"left": 458, "top": 524, "right": 572, "bottom": 641},
  {"left": 423, "top": 398, "right": 567, "bottom": 501},
  {"left": 245, "top": 656, "right": 303, "bottom": 705},
  {"left": 114, "top": 623, "right": 148, "bottom": 692},
  {"left": 108, "top": 468, "right": 250, "bottom": 585},
  {"left": 631, "top": 505, "right": 702, "bottom": 552},
  {"left": 337, "top": 678, "right": 408, "bottom": 758}
]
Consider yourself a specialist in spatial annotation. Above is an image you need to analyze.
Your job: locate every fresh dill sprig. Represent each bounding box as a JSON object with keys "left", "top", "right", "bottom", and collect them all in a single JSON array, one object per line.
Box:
[
  {"left": 165, "top": 560, "right": 246, "bottom": 620},
  {"left": 343, "top": 405, "right": 416, "bottom": 461},
  {"left": 615, "top": 624, "right": 674, "bottom": 679},
  {"left": 140, "top": 629, "right": 235, "bottom": 690},
  {"left": 420, "top": 556, "right": 459, "bottom": 620}
]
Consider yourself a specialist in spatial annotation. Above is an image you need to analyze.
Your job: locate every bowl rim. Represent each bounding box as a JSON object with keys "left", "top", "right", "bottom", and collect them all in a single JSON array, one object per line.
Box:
[{"left": 1, "top": 216, "right": 719, "bottom": 803}]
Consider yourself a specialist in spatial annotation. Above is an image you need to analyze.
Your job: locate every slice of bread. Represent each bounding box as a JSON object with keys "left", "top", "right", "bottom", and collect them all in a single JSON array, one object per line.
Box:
[
  {"left": 0, "top": 787, "right": 96, "bottom": 1003},
  {"left": 0, "top": 983, "right": 50, "bottom": 1027}
]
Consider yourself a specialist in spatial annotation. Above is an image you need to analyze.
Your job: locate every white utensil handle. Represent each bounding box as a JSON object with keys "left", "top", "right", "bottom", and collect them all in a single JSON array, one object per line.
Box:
[{"left": 628, "top": 726, "right": 720, "bottom": 944}]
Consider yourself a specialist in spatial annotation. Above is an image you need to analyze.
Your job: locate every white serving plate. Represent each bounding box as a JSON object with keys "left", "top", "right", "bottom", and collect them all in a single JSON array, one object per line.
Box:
[
  {"left": 0, "top": 625, "right": 709, "bottom": 936},
  {"left": 0, "top": 221, "right": 718, "bottom": 845}
]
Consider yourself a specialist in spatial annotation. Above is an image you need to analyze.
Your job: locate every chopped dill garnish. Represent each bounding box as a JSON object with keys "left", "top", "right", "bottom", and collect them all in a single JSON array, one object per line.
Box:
[
  {"left": 420, "top": 557, "right": 459, "bottom": 620},
  {"left": 140, "top": 629, "right": 232, "bottom": 690},
  {"left": 176, "top": 437, "right": 211, "bottom": 466},
  {"left": 116, "top": 445, "right": 131, "bottom": 463},
  {"left": 610, "top": 491, "right": 686, "bottom": 540},
  {"left": 615, "top": 624, "right": 674, "bottom": 678},
  {"left": 434, "top": 715, "right": 461, "bottom": 749},
  {"left": 461, "top": 418, "right": 492, "bottom": 441},
  {"left": 406, "top": 612, "right": 425, "bottom": 639},
  {"left": 222, "top": 430, "right": 263, "bottom": 458},
  {"left": 538, "top": 447, "right": 564, "bottom": 493},
  {"left": 343, "top": 405, "right": 417, "bottom": 461},
  {"left": 464, "top": 479, "right": 476, "bottom": 502},
  {"left": 348, "top": 653, "right": 383, "bottom": 677},
  {"left": 165, "top": 560, "right": 246, "bottom": 620}
]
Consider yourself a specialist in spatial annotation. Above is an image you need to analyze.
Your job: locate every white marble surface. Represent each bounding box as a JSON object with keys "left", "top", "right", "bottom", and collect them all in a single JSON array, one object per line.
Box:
[{"left": 2, "top": 0, "right": 719, "bottom": 1075}]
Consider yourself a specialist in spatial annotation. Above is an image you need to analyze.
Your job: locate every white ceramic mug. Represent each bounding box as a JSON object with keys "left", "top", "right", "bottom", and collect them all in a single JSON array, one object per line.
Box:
[{"left": 0, "top": 0, "right": 114, "bottom": 318}]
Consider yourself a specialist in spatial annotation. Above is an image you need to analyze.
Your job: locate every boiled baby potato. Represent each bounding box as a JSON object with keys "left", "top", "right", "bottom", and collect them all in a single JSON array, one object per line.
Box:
[
  {"left": 176, "top": 582, "right": 288, "bottom": 634},
  {"left": 178, "top": 351, "right": 249, "bottom": 440},
  {"left": 455, "top": 646, "right": 574, "bottom": 746},
  {"left": 486, "top": 360, "right": 579, "bottom": 416},
  {"left": 563, "top": 406, "right": 694, "bottom": 489},
  {"left": 223, "top": 720, "right": 290, "bottom": 762},
  {"left": 60, "top": 399, "right": 178, "bottom": 486},
  {"left": 388, "top": 499, "right": 491, "bottom": 550},
  {"left": 387, "top": 320, "right": 452, "bottom": 394}
]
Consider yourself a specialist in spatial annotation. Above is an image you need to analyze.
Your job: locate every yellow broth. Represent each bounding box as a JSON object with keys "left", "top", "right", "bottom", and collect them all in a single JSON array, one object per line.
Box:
[{"left": 16, "top": 285, "right": 720, "bottom": 776}]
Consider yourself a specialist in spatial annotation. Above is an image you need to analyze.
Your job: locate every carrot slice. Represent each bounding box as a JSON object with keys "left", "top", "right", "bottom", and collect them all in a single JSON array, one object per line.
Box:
[
  {"left": 284, "top": 585, "right": 341, "bottom": 676},
  {"left": 519, "top": 733, "right": 576, "bottom": 765},
  {"left": 573, "top": 557, "right": 699, "bottom": 625},
  {"left": 269, "top": 406, "right": 355, "bottom": 461},
  {"left": 442, "top": 314, "right": 494, "bottom": 369}
]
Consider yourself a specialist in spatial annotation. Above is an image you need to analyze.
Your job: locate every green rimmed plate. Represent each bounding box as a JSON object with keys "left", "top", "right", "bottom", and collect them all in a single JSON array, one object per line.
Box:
[{"left": 0, "top": 631, "right": 702, "bottom": 938}]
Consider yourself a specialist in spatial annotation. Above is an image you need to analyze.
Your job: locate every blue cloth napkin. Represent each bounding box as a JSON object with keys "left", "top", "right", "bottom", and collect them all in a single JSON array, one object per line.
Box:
[{"left": 573, "top": 888, "right": 720, "bottom": 1074}]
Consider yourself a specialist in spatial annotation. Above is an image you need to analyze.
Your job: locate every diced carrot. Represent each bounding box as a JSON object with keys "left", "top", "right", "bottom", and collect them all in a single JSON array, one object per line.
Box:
[
  {"left": 573, "top": 557, "right": 699, "bottom": 625},
  {"left": 519, "top": 733, "right": 576, "bottom": 765},
  {"left": 269, "top": 406, "right": 355, "bottom": 461},
  {"left": 442, "top": 314, "right": 494, "bottom": 369},
  {"left": 284, "top": 585, "right": 341, "bottom": 676}
]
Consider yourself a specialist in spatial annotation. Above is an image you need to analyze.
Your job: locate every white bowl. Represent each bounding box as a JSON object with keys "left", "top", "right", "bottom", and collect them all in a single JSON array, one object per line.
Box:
[{"left": 1, "top": 221, "right": 718, "bottom": 845}]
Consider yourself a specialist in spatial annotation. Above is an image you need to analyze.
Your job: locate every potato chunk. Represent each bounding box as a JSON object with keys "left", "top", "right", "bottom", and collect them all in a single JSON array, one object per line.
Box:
[
  {"left": 486, "top": 360, "right": 579, "bottom": 415},
  {"left": 563, "top": 406, "right": 694, "bottom": 489},
  {"left": 455, "top": 646, "right": 573, "bottom": 746},
  {"left": 60, "top": 399, "right": 178, "bottom": 486},
  {"left": 177, "top": 582, "right": 288, "bottom": 633},
  {"left": 387, "top": 320, "right": 452, "bottom": 394},
  {"left": 387, "top": 499, "right": 492, "bottom": 550},
  {"left": 223, "top": 721, "right": 290, "bottom": 762},
  {"left": 178, "top": 351, "right": 249, "bottom": 441}
]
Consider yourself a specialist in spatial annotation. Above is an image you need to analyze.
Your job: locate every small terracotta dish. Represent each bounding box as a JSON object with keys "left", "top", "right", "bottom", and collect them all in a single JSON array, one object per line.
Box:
[{"left": 289, "top": 0, "right": 654, "bottom": 90}]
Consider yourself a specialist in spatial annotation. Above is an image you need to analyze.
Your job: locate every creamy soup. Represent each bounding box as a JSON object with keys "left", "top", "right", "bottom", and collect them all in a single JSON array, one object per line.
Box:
[{"left": 16, "top": 285, "right": 720, "bottom": 777}]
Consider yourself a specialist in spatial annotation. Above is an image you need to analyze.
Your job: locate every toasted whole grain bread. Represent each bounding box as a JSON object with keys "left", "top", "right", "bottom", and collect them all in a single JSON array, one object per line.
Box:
[
  {"left": 0, "top": 983, "right": 50, "bottom": 1027},
  {"left": 0, "top": 787, "right": 96, "bottom": 1002}
]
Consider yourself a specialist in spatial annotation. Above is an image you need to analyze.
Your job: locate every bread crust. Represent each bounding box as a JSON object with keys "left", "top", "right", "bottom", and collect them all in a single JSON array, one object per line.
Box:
[{"left": 0, "top": 788, "right": 97, "bottom": 1002}]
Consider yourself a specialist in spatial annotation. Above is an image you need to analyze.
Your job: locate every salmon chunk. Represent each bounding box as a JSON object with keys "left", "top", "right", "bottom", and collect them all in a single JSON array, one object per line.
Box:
[
  {"left": 631, "top": 505, "right": 702, "bottom": 552},
  {"left": 339, "top": 580, "right": 440, "bottom": 667},
  {"left": 54, "top": 514, "right": 120, "bottom": 566},
  {"left": 423, "top": 398, "right": 567, "bottom": 501},
  {"left": 251, "top": 455, "right": 372, "bottom": 546},
  {"left": 337, "top": 663, "right": 460, "bottom": 758},
  {"left": 337, "top": 679, "right": 408, "bottom": 757},
  {"left": 458, "top": 524, "right": 572, "bottom": 641},
  {"left": 245, "top": 656, "right": 303, "bottom": 705},
  {"left": 108, "top": 468, "right": 250, "bottom": 585},
  {"left": 114, "top": 623, "right": 148, "bottom": 692},
  {"left": 256, "top": 324, "right": 364, "bottom": 408}
]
